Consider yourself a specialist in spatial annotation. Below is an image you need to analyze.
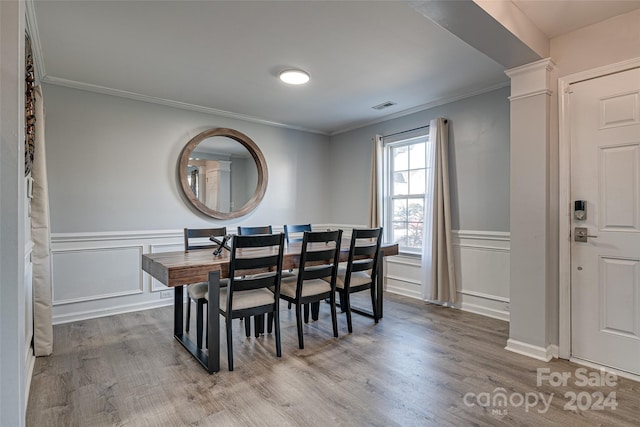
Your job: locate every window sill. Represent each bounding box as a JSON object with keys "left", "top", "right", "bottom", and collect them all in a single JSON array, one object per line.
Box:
[{"left": 395, "top": 251, "right": 422, "bottom": 259}]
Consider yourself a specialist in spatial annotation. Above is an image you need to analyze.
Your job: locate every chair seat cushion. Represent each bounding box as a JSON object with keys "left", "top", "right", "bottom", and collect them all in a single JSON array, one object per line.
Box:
[
  {"left": 332, "top": 267, "right": 372, "bottom": 289},
  {"left": 207, "top": 287, "right": 275, "bottom": 311},
  {"left": 188, "top": 278, "right": 228, "bottom": 300},
  {"left": 187, "top": 282, "right": 208, "bottom": 299},
  {"left": 282, "top": 270, "right": 296, "bottom": 278},
  {"left": 247, "top": 271, "right": 277, "bottom": 280},
  {"left": 279, "top": 276, "right": 331, "bottom": 299}
]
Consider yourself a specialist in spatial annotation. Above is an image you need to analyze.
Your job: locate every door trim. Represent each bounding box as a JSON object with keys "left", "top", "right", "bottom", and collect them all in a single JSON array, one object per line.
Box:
[{"left": 558, "top": 57, "right": 640, "bottom": 360}]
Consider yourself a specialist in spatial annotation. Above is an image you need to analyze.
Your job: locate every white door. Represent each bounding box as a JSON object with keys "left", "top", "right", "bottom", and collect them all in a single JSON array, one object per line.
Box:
[{"left": 570, "top": 67, "right": 640, "bottom": 375}]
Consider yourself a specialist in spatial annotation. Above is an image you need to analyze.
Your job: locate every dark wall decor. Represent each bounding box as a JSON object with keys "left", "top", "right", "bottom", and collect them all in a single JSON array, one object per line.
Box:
[{"left": 25, "top": 34, "right": 36, "bottom": 177}]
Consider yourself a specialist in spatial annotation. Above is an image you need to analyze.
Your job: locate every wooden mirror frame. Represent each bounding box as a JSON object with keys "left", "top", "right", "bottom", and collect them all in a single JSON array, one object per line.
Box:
[{"left": 178, "top": 128, "right": 268, "bottom": 220}]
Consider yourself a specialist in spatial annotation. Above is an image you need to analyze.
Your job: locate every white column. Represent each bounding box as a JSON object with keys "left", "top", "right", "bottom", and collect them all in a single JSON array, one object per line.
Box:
[
  {"left": 0, "top": 0, "right": 27, "bottom": 425},
  {"left": 505, "top": 58, "right": 559, "bottom": 361},
  {"left": 204, "top": 160, "right": 231, "bottom": 212}
]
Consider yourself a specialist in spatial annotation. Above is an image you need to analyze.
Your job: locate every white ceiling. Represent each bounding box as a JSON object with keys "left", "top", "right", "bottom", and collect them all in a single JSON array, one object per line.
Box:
[
  {"left": 30, "top": 1, "right": 640, "bottom": 135},
  {"left": 512, "top": 0, "right": 640, "bottom": 38}
]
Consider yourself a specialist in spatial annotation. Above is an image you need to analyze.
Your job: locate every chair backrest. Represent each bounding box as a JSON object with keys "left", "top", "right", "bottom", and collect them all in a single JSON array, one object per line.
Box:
[
  {"left": 184, "top": 227, "right": 227, "bottom": 252},
  {"left": 237, "top": 225, "right": 273, "bottom": 236},
  {"left": 227, "top": 233, "right": 285, "bottom": 313},
  {"left": 344, "top": 228, "right": 383, "bottom": 288},
  {"left": 295, "top": 230, "right": 342, "bottom": 297},
  {"left": 284, "top": 224, "right": 312, "bottom": 244}
]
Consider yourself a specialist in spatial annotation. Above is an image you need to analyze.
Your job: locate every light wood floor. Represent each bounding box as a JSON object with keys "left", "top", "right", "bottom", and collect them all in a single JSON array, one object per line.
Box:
[{"left": 27, "top": 293, "right": 639, "bottom": 426}]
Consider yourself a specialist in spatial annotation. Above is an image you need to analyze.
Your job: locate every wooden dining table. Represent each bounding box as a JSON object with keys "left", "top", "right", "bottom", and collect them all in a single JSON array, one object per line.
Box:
[{"left": 142, "top": 240, "right": 399, "bottom": 373}]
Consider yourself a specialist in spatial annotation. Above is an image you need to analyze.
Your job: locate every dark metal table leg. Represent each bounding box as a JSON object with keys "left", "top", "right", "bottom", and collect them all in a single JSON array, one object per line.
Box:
[
  {"left": 173, "top": 272, "right": 220, "bottom": 374},
  {"left": 207, "top": 271, "right": 220, "bottom": 373},
  {"left": 174, "top": 285, "right": 184, "bottom": 336}
]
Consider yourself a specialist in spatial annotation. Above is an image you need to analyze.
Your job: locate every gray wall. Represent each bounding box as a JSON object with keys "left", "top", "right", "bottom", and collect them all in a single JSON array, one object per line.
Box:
[
  {"left": 43, "top": 84, "right": 331, "bottom": 233},
  {"left": 328, "top": 86, "right": 511, "bottom": 232},
  {"left": 44, "top": 84, "right": 510, "bottom": 234},
  {"left": 230, "top": 156, "right": 256, "bottom": 209}
]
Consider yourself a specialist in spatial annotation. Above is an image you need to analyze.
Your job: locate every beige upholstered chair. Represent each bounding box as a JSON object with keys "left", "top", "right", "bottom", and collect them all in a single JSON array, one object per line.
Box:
[
  {"left": 184, "top": 227, "right": 229, "bottom": 349},
  {"left": 282, "top": 224, "right": 312, "bottom": 309},
  {"left": 328, "top": 228, "right": 382, "bottom": 333},
  {"left": 206, "top": 233, "right": 285, "bottom": 371},
  {"left": 283, "top": 223, "right": 312, "bottom": 244},
  {"left": 274, "top": 230, "right": 342, "bottom": 349},
  {"left": 236, "top": 225, "right": 273, "bottom": 336},
  {"left": 237, "top": 225, "right": 273, "bottom": 236}
]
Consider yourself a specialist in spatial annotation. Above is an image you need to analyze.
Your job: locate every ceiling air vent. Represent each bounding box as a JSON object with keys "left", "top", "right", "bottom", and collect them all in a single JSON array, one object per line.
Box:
[{"left": 372, "top": 101, "right": 396, "bottom": 110}]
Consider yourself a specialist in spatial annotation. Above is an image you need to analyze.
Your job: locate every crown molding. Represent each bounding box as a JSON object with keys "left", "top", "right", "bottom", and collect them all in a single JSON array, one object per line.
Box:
[
  {"left": 505, "top": 58, "right": 556, "bottom": 99},
  {"left": 504, "top": 57, "right": 555, "bottom": 78},
  {"left": 330, "top": 80, "right": 510, "bottom": 136},
  {"left": 45, "top": 74, "right": 509, "bottom": 138},
  {"left": 42, "top": 75, "right": 331, "bottom": 136}
]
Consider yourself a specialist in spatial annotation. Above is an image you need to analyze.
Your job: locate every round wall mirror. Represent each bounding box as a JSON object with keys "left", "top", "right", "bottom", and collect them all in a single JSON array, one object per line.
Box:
[{"left": 178, "top": 128, "right": 268, "bottom": 220}]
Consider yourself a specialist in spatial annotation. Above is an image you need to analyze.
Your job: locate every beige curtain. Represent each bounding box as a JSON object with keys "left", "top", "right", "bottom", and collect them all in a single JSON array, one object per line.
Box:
[
  {"left": 422, "top": 118, "right": 456, "bottom": 304},
  {"left": 31, "top": 86, "right": 53, "bottom": 356},
  {"left": 368, "top": 134, "right": 383, "bottom": 228}
]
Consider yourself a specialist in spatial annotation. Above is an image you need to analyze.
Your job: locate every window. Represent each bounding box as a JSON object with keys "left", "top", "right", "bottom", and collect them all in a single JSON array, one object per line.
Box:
[{"left": 384, "top": 133, "right": 431, "bottom": 255}]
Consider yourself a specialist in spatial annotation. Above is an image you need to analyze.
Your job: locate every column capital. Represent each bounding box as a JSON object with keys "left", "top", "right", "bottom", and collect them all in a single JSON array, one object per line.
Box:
[{"left": 506, "top": 58, "right": 556, "bottom": 100}]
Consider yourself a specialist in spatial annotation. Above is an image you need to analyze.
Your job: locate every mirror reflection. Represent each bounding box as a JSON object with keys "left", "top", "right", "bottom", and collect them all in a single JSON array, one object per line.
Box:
[
  {"left": 178, "top": 127, "right": 268, "bottom": 220},
  {"left": 186, "top": 137, "right": 259, "bottom": 213}
]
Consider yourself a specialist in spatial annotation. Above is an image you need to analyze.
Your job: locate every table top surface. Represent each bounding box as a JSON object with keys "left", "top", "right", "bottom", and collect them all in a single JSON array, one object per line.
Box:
[{"left": 142, "top": 241, "right": 399, "bottom": 287}]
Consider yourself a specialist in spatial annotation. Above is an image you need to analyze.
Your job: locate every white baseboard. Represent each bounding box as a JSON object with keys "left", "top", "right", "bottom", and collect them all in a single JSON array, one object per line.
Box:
[
  {"left": 505, "top": 339, "right": 558, "bottom": 362},
  {"left": 386, "top": 283, "right": 422, "bottom": 299},
  {"left": 53, "top": 299, "right": 174, "bottom": 325},
  {"left": 461, "top": 302, "right": 509, "bottom": 322}
]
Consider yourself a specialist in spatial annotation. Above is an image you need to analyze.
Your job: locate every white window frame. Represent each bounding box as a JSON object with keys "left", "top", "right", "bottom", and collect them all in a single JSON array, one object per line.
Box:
[{"left": 383, "top": 132, "right": 431, "bottom": 256}]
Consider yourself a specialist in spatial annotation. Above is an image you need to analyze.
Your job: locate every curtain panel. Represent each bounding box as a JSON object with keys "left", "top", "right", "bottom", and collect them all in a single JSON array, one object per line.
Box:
[
  {"left": 368, "top": 134, "right": 383, "bottom": 228},
  {"left": 421, "top": 118, "right": 456, "bottom": 304},
  {"left": 32, "top": 85, "right": 53, "bottom": 356}
]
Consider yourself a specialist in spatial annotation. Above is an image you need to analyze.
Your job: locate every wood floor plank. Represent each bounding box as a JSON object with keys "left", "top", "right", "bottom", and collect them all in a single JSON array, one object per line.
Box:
[{"left": 27, "top": 293, "right": 640, "bottom": 426}]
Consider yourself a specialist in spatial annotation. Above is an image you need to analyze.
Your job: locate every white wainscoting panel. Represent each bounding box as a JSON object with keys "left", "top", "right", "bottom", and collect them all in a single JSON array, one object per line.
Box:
[
  {"left": 50, "top": 227, "right": 510, "bottom": 324},
  {"left": 385, "top": 256, "right": 422, "bottom": 299},
  {"left": 383, "top": 229, "right": 510, "bottom": 322},
  {"left": 51, "top": 230, "right": 185, "bottom": 324},
  {"left": 52, "top": 245, "right": 144, "bottom": 305},
  {"left": 453, "top": 230, "right": 510, "bottom": 321}
]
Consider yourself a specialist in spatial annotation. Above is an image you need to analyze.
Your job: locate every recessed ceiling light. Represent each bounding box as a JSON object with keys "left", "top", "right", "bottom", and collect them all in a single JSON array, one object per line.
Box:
[{"left": 279, "top": 69, "right": 310, "bottom": 85}]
